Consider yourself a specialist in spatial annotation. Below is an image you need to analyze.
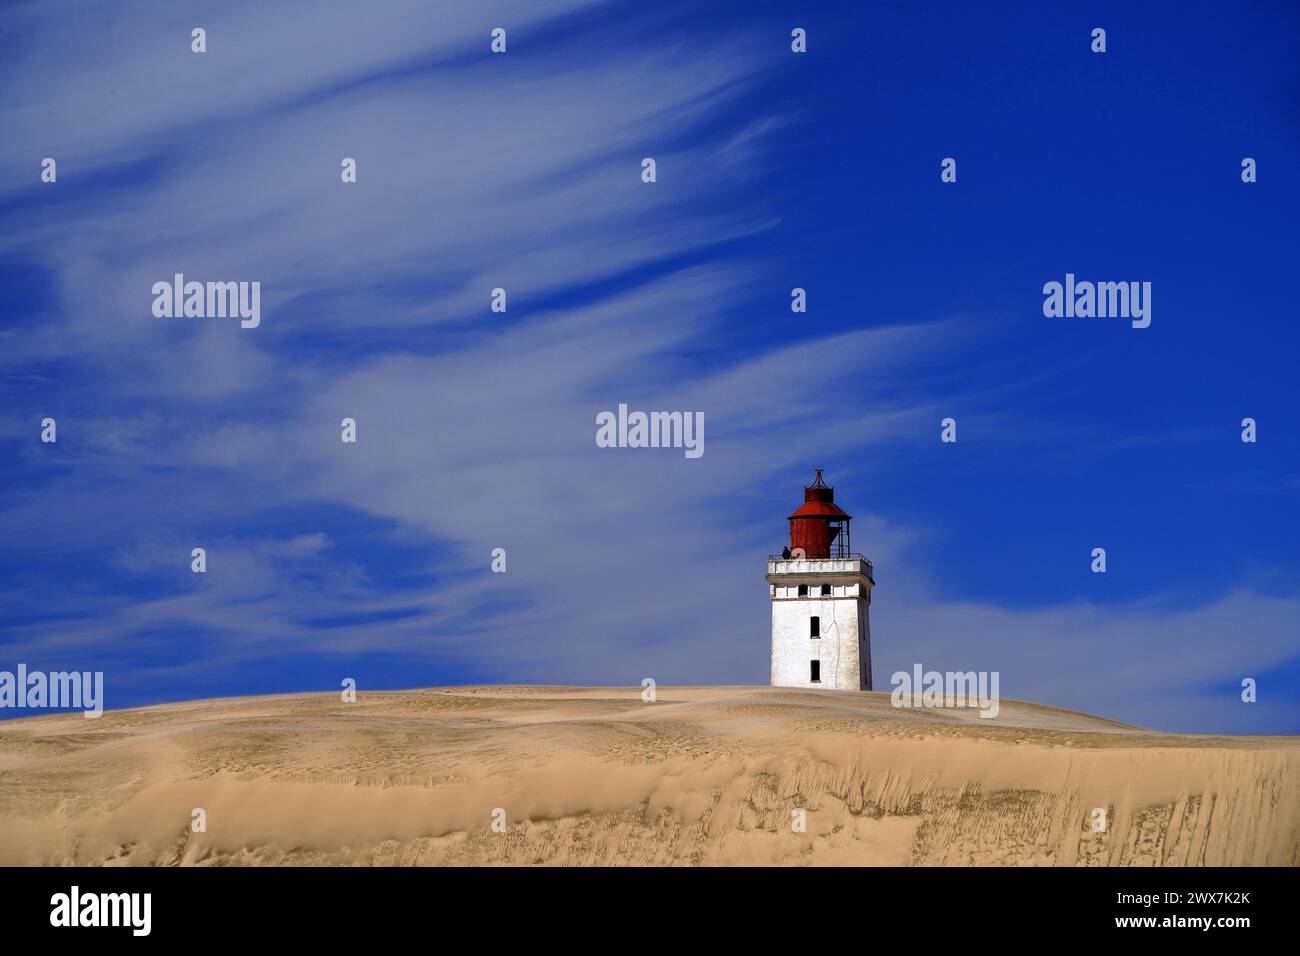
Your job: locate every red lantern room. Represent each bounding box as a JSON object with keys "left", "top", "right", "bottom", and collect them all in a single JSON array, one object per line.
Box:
[{"left": 788, "top": 469, "right": 852, "bottom": 559}]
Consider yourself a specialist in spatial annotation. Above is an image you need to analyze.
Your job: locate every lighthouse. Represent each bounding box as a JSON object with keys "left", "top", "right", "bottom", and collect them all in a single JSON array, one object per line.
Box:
[{"left": 767, "top": 470, "right": 874, "bottom": 691}]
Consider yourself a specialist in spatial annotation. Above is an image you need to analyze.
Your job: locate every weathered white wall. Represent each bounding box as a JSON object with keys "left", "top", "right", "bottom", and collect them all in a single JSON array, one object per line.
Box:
[
  {"left": 770, "top": 599, "right": 872, "bottom": 689},
  {"left": 768, "top": 558, "right": 874, "bottom": 691},
  {"left": 856, "top": 599, "right": 872, "bottom": 691}
]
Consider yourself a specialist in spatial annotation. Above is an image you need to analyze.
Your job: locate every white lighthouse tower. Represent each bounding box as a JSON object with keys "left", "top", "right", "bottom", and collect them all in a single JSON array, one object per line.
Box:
[{"left": 767, "top": 470, "right": 874, "bottom": 690}]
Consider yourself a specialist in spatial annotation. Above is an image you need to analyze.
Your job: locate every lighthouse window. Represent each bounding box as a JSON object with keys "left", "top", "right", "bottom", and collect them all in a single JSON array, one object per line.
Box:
[
  {"left": 821, "top": 584, "right": 832, "bottom": 596},
  {"left": 810, "top": 615, "right": 820, "bottom": 637},
  {"left": 810, "top": 660, "right": 821, "bottom": 683},
  {"left": 797, "top": 584, "right": 808, "bottom": 597}
]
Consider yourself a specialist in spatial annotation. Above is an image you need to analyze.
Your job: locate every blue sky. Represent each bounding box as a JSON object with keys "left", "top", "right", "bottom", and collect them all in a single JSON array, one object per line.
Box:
[{"left": 1, "top": 0, "right": 1297, "bottom": 733}]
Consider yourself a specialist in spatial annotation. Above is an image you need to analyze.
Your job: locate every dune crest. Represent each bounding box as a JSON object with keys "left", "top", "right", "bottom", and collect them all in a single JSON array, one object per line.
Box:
[{"left": 0, "top": 686, "right": 1296, "bottom": 866}]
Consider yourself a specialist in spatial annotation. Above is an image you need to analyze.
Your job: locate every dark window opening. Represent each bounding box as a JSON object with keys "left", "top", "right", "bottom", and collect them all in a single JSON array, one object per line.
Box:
[
  {"left": 821, "top": 584, "right": 832, "bottom": 596},
  {"left": 810, "top": 615, "right": 820, "bottom": 638},
  {"left": 797, "top": 584, "right": 808, "bottom": 597},
  {"left": 810, "top": 660, "right": 821, "bottom": 683}
]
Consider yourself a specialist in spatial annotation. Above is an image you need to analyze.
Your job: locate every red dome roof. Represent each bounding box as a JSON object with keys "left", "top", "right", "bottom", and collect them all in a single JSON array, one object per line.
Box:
[
  {"left": 789, "top": 469, "right": 850, "bottom": 519},
  {"left": 789, "top": 499, "right": 850, "bottom": 520}
]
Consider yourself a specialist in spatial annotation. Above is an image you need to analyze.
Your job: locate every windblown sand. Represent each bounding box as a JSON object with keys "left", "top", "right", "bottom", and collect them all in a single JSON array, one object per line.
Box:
[{"left": 0, "top": 686, "right": 1295, "bottom": 866}]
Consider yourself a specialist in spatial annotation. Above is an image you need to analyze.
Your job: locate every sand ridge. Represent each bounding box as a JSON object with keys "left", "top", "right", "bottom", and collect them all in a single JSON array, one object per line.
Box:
[{"left": 0, "top": 686, "right": 1296, "bottom": 866}]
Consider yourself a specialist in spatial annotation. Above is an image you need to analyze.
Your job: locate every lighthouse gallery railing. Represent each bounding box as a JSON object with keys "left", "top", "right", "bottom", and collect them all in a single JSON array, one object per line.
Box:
[{"left": 767, "top": 554, "right": 874, "bottom": 583}]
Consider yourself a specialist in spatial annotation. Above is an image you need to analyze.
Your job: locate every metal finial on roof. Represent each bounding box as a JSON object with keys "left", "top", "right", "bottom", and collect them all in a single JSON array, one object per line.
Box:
[{"left": 809, "top": 469, "right": 829, "bottom": 488}]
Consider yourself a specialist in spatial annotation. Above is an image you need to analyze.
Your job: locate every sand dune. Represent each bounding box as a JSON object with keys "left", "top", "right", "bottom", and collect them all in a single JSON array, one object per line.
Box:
[{"left": 0, "top": 686, "right": 1296, "bottom": 866}]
